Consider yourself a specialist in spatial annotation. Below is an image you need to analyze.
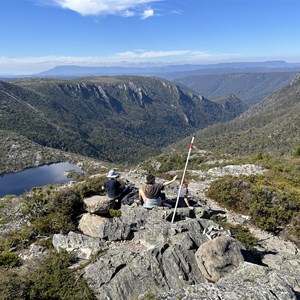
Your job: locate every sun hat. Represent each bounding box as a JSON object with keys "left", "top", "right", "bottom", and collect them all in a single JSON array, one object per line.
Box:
[
  {"left": 146, "top": 174, "right": 155, "bottom": 184},
  {"left": 107, "top": 169, "right": 119, "bottom": 178}
]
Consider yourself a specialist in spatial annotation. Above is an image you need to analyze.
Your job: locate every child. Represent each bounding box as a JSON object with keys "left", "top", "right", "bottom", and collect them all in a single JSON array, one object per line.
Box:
[{"left": 178, "top": 180, "right": 194, "bottom": 210}]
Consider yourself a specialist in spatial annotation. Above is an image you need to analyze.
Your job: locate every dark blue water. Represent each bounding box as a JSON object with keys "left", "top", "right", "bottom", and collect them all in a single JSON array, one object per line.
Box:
[{"left": 0, "top": 162, "right": 83, "bottom": 198}]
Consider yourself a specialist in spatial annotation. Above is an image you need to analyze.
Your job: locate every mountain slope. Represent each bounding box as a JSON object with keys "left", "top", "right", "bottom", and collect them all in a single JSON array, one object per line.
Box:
[
  {"left": 175, "top": 72, "right": 296, "bottom": 105},
  {"left": 211, "top": 93, "right": 249, "bottom": 116},
  {"left": 1, "top": 76, "right": 248, "bottom": 164},
  {"left": 182, "top": 73, "right": 300, "bottom": 156},
  {"left": 0, "top": 80, "right": 103, "bottom": 159}
]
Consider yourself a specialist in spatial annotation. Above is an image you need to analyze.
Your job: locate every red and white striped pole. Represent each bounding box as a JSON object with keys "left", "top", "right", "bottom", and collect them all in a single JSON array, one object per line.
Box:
[{"left": 171, "top": 135, "right": 195, "bottom": 223}]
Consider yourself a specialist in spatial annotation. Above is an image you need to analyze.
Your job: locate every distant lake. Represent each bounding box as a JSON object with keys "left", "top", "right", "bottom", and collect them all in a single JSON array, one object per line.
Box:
[{"left": 0, "top": 162, "right": 83, "bottom": 198}]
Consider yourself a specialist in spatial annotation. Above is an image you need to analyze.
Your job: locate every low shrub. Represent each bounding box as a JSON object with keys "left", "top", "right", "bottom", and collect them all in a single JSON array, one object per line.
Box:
[
  {"left": 249, "top": 187, "right": 292, "bottom": 232},
  {"left": 109, "top": 209, "right": 122, "bottom": 217},
  {"left": 28, "top": 250, "right": 96, "bottom": 300},
  {"left": 0, "top": 251, "right": 21, "bottom": 268},
  {"left": 210, "top": 216, "right": 259, "bottom": 251},
  {"left": 75, "top": 176, "right": 105, "bottom": 198},
  {"left": 0, "top": 269, "right": 29, "bottom": 300},
  {"left": 23, "top": 187, "right": 83, "bottom": 236},
  {"left": 281, "top": 212, "right": 300, "bottom": 247},
  {"left": 206, "top": 157, "right": 300, "bottom": 244},
  {"left": 293, "top": 144, "right": 300, "bottom": 157},
  {"left": 0, "top": 226, "right": 32, "bottom": 252},
  {"left": 0, "top": 250, "right": 96, "bottom": 300},
  {"left": 205, "top": 175, "right": 252, "bottom": 214}
]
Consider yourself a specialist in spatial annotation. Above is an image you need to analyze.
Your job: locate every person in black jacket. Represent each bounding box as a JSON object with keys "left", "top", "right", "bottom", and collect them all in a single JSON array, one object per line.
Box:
[{"left": 102, "top": 169, "right": 130, "bottom": 209}]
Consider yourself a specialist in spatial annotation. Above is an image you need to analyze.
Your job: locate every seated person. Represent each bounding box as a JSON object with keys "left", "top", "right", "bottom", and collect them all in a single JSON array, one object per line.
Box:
[
  {"left": 139, "top": 174, "right": 177, "bottom": 209},
  {"left": 102, "top": 169, "right": 130, "bottom": 209},
  {"left": 177, "top": 180, "right": 194, "bottom": 210}
]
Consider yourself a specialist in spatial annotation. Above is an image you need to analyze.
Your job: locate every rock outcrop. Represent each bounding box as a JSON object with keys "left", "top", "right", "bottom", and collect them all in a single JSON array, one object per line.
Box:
[
  {"left": 158, "top": 262, "right": 300, "bottom": 299},
  {"left": 195, "top": 236, "right": 247, "bottom": 282},
  {"left": 52, "top": 231, "right": 108, "bottom": 260},
  {"left": 83, "top": 195, "right": 114, "bottom": 215},
  {"left": 78, "top": 213, "right": 111, "bottom": 238},
  {"left": 51, "top": 200, "right": 300, "bottom": 300},
  {"left": 2, "top": 166, "right": 298, "bottom": 300}
]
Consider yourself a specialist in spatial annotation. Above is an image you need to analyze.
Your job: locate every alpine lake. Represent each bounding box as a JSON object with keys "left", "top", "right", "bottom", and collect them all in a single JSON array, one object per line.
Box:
[{"left": 0, "top": 162, "right": 83, "bottom": 198}]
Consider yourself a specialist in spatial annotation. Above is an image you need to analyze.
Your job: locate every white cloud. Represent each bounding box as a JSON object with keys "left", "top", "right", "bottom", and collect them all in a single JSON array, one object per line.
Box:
[
  {"left": 122, "top": 10, "right": 135, "bottom": 17},
  {"left": 141, "top": 9, "right": 154, "bottom": 19},
  {"left": 48, "top": 0, "right": 161, "bottom": 17},
  {"left": 115, "top": 50, "right": 214, "bottom": 60}
]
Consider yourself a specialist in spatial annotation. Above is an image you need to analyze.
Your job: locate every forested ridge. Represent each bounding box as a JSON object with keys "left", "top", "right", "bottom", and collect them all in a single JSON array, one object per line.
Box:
[
  {"left": 173, "top": 73, "right": 300, "bottom": 157},
  {"left": 0, "top": 76, "right": 247, "bottom": 170}
]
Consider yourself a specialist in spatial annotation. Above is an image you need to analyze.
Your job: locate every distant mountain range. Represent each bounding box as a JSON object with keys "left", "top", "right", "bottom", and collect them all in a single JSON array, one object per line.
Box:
[
  {"left": 36, "top": 61, "right": 300, "bottom": 79},
  {"left": 176, "top": 73, "right": 300, "bottom": 156},
  {"left": 2, "top": 61, "right": 300, "bottom": 79},
  {"left": 0, "top": 76, "right": 247, "bottom": 168},
  {"left": 175, "top": 72, "right": 296, "bottom": 105}
]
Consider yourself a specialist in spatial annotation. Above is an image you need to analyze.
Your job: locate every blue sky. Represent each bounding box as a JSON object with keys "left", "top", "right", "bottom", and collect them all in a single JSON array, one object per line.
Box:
[{"left": 1, "top": 0, "right": 300, "bottom": 75}]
